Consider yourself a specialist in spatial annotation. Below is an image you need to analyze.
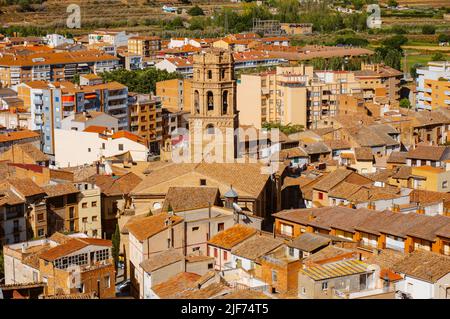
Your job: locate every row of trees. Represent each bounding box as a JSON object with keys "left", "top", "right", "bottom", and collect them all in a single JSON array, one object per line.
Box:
[{"left": 100, "top": 68, "right": 181, "bottom": 94}]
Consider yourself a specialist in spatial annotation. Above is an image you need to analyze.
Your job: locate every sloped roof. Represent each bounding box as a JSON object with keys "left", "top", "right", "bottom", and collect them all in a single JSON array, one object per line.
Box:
[
  {"left": 42, "top": 183, "right": 79, "bottom": 198},
  {"left": 151, "top": 272, "right": 201, "bottom": 299},
  {"left": 302, "top": 259, "right": 370, "bottom": 281},
  {"left": 126, "top": 213, "right": 183, "bottom": 242},
  {"left": 5, "top": 177, "right": 45, "bottom": 197},
  {"left": 162, "top": 186, "right": 220, "bottom": 213},
  {"left": 231, "top": 235, "right": 283, "bottom": 261},
  {"left": 208, "top": 224, "right": 257, "bottom": 250},
  {"left": 393, "top": 251, "right": 450, "bottom": 283},
  {"left": 39, "top": 237, "right": 111, "bottom": 262},
  {"left": 16, "top": 143, "right": 49, "bottom": 162},
  {"left": 92, "top": 172, "right": 142, "bottom": 196},
  {"left": 140, "top": 249, "right": 183, "bottom": 273},
  {"left": 406, "top": 145, "right": 449, "bottom": 161},
  {"left": 287, "top": 232, "right": 331, "bottom": 252},
  {"left": 312, "top": 169, "right": 353, "bottom": 192},
  {"left": 387, "top": 151, "right": 407, "bottom": 164}
]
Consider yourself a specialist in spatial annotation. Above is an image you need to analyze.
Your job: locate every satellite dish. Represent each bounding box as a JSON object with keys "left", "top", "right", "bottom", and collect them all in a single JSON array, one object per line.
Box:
[{"left": 232, "top": 202, "right": 242, "bottom": 213}]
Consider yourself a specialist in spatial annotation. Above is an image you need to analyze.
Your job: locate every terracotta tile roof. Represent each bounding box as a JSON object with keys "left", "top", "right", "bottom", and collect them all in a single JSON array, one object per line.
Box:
[
  {"left": 323, "top": 140, "right": 351, "bottom": 150},
  {"left": 111, "top": 130, "right": 147, "bottom": 146},
  {"left": 16, "top": 142, "right": 49, "bottom": 162},
  {"left": 4, "top": 177, "right": 45, "bottom": 197},
  {"left": 406, "top": 145, "right": 449, "bottom": 161},
  {"left": 231, "top": 234, "right": 283, "bottom": 261},
  {"left": 42, "top": 183, "right": 79, "bottom": 197},
  {"left": 126, "top": 213, "right": 184, "bottom": 241},
  {"left": 151, "top": 272, "right": 201, "bottom": 299},
  {"left": 0, "top": 189, "right": 25, "bottom": 206},
  {"left": 83, "top": 125, "right": 108, "bottom": 134},
  {"left": 177, "top": 282, "right": 229, "bottom": 299},
  {"left": 73, "top": 111, "right": 105, "bottom": 123},
  {"left": 436, "top": 224, "right": 450, "bottom": 239},
  {"left": 312, "top": 169, "right": 354, "bottom": 192},
  {"left": 393, "top": 251, "right": 450, "bottom": 283},
  {"left": 0, "top": 130, "right": 40, "bottom": 143},
  {"left": 378, "top": 213, "right": 430, "bottom": 238},
  {"left": 405, "top": 215, "right": 450, "bottom": 241},
  {"left": 131, "top": 162, "right": 272, "bottom": 199},
  {"left": 162, "top": 186, "right": 220, "bottom": 213},
  {"left": 140, "top": 249, "right": 183, "bottom": 273},
  {"left": 354, "top": 147, "right": 374, "bottom": 162},
  {"left": 0, "top": 50, "right": 119, "bottom": 67},
  {"left": 409, "top": 189, "right": 450, "bottom": 205},
  {"left": 387, "top": 151, "right": 407, "bottom": 164},
  {"left": 92, "top": 172, "right": 142, "bottom": 196},
  {"left": 328, "top": 182, "right": 363, "bottom": 199},
  {"left": 39, "top": 237, "right": 111, "bottom": 261},
  {"left": 391, "top": 166, "right": 413, "bottom": 180},
  {"left": 208, "top": 224, "right": 257, "bottom": 250},
  {"left": 288, "top": 232, "right": 332, "bottom": 252}
]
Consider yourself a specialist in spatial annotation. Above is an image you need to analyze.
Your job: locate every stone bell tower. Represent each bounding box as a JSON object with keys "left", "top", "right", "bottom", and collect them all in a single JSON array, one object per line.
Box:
[{"left": 189, "top": 49, "right": 239, "bottom": 162}]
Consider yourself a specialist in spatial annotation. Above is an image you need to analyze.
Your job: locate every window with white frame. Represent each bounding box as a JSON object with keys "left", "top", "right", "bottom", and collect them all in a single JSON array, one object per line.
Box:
[{"left": 95, "top": 249, "right": 110, "bottom": 262}]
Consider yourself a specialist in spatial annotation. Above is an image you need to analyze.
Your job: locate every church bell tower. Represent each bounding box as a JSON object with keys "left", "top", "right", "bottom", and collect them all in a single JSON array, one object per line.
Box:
[{"left": 188, "top": 49, "right": 239, "bottom": 162}]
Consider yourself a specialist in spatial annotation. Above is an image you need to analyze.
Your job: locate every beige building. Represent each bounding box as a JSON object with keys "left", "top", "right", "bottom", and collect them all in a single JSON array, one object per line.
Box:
[
  {"left": 127, "top": 36, "right": 161, "bottom": 61},
  {"left": 237, "top": 65, "right": 361, "bottom": 129},
  {"left": 75, "top": 182, "right": 102, "bottom": 238}
]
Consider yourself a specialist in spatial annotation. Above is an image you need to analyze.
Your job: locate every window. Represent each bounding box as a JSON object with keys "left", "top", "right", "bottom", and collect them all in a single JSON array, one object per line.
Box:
[
  {"left": 95, "top": 249, "right": 110, "bottom": 262},
  {"left": 218, "top": 223, "right": 224, "bottom": 232},
  {"left": 104, "top": 275, "right": 110, "bottom": 288},
  {"left": 93, "top": 230, "right": 98, "bottom": 237},
  {"left": 236, "top": 258, "right": 242, "bottom": 268},
  {"left": 443, "top": 181, "right": 448, "bottom": 189},
  {"left": 82, "top": 217, "right": 88, "bottom": 223},
  {"left": 82, "top": 203, "right": 88, "bottom": 208},
  {"left": 272, "top": 270, "right": 278, "bottom": 282},
  {"left": 207, "top": 91, "right": 214, "bottom": 111},
  {"left": 192, "top": 226, "right": 199, "bottom": 231},
  {"left": 318, "top": 192, "right": 324, "bottom": 200},
  {"left": 192, "top": 247, "right": 200, "bottom": 252},
  {"left": 37, "top": 213, "right": 44, "bottom": 221},
  {"left": 214, "top": 248, "right": 218, "bottom": 258},
  {"left": 280, "top": 223, "right": 293, "bottom": 236},
  {"left": 118, "top": 144, "right": 124, "bottom": 151},
  {"left": 223, "top": 251, "right": 228, "bottom": 260},
  {"left": 37, "top": 228, "right": 44, "bottom": 237},
  {"left": 288, "top": 247, "right": 295, "bottom": 257},
  {"left": 200, "top": 179, "right": 206, "bottom": 186},
  {"left": 207, "top": 70, "right": 212, "bottom": 79},
  {"left": 102, "top": 143, "right": 105, "bottom": 149},
  {"left": 322, "top": 282, "right": 328, "bottom": 291},
  {"left": 301, "top": 287, "right": 306, "bottom": 295},
  {"left": 208, "top": 263, "right": 213, "bottom": 269},
  {"left": 88, "top": 148, "right": 91, "bottom": 152},
  {"left": 92, "top": 201, "right": 97, "bottom": 207}
]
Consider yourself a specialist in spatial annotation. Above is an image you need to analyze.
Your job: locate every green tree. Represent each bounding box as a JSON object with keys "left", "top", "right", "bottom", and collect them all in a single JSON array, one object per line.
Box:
[
  {"left": 399, "top": 98, "right": 411, "bottom": 109},
  {"left": 262, "top": 122, "right": 304, "bottom": 135},
  {"left": 410, "top": 63, "right": 423, "bottom": 79},
  {"left": 387, "top": 0, "right": 398, "bottom": 7},
  {"left": 0, "top": 250, "right": 4, "bottom": 279},
  {"left": 422, "top": 25, "right": 436, "bottom": 35},
  {"left": 438, "top": 34, "right": 450, "bottom": 43},
  {"left": 431, "top": 52, "right": 446, "bottom": 61},
  {"left": 112, "top": 223, "right": 120, "bottom": 270},
  {"left": 188, "top": 5, "right": 204, "bottom": 16},
  {"left": 100, "top": 68, "right": 181, "bottom": 94}
]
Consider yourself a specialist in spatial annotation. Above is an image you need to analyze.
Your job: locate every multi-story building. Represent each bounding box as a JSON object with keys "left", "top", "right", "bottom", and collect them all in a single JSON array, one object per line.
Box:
[
  {"left": 59, "top": 81, "right": 129, "bottom": 130},
  {"left": 237, "top": 65, "right": 361, "bottom": 129},
  {"left": 0, "top": 130, "right": 40, "bottom": 153},
  {"left": 3, "top": 233, "right": 116, "bottom": 298},
  {"left": 74, "top": 182, "right": 102, "bottom": 238},
  {"left": 128, "top": 93, "right": 163, "bottom": 154},
  {"left": 0, "top": 189, "right": 27, "bottom": 246},
  {"left": 0, "top": 50, "right": 120, "bottom": 87},
  {"left": 354, "top": 63, "right": 403, "bottom": 104},
  {"left": 416, "top": 61, "right": 450, "bottom": 110},
  {"left": 127, "top": 36, "right": 161, "bottom": 61},
  {"left": 88, "top": 30, "right": 135, "bottom": 47},
  {"left": 16, "top": 81, "right": 62, "bottom": 157},
  {"left": 42, "top": 183, "right": 80, "bottom": 234}
]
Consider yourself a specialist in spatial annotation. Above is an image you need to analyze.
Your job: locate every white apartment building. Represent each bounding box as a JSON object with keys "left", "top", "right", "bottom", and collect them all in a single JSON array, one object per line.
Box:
[
  {"left": 416, "top": 61, "right": 450, "bottom": 110},
  {"left": 54, "top": 128, "right": 149, "bottom": 168}
]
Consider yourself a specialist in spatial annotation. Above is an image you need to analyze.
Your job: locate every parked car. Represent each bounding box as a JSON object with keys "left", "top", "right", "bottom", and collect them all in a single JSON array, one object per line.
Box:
[{"left": 116, "top": 279, "right": 131, "bottom": 296}]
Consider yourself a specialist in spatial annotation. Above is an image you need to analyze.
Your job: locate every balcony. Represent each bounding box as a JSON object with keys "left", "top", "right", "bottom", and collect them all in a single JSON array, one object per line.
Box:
[
  {"left": 108, "top": 103, "right": 127, "bottom": 111},
  {"left": 33, "top": 98, "right": 43, "bottom": 105},
  {"left": 34, "top": 107, "right": 43, "bottom": 115}
]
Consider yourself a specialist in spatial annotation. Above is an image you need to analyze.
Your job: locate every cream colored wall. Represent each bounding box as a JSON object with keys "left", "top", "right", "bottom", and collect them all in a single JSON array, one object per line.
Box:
[
  {"left": 78, "top": 187, "right": 102, "bottom": 238},
  {"left": 237, "top": 74, "right": 262, "bottom": 128},
  {"left": 283, "top": 86, "right": 307, "bottom": 127}
]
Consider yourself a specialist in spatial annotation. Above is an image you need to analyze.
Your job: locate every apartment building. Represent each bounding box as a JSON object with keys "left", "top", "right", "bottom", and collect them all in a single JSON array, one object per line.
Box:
[
  {"left": 0, "top": 189, "right": 27, "bottom": 246},
  {"left": 59, "top": 81, "right": 129, "bottom": 130},
  {"left": 75, "top": 182, "right": 102, "bottom": 238},
  {"left": 127, "top": 36, "right": 161, "bottom": 61},
  {"left": 3, "top": 233, "right": 115, "bottom": 298},
  {"left": 128, "top": 93, "right": 163, "bottom": 154},
  {"left": 16, "top": 81, "right": 62, "bottom": 157},
  {"left": 155, "top": 78, "right": 191, "bottom": 143},
  {"left": 42, "top": 183, "right": 80, "bottom": 234},
  {"left": 53, "top": 128, "right": 149, "bottom": 167},
  {"left": 354, "top": 63, "right": 403, "bottom": 104},
  {"left": 237, "top": 65, "right": 361, "bottom": 129},
  {"left": 88, "top": 30, "right": 135, "bottom": 47},
  {"left": 416, "top": 61, "right": 450, "bottom": 110},
  {"left": 1, "top": 177, "right": 47, "bottom": 240},
  {"left": 0, "top": 50, "right": 120, "bottom": 87}
]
